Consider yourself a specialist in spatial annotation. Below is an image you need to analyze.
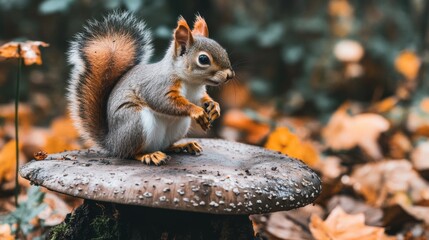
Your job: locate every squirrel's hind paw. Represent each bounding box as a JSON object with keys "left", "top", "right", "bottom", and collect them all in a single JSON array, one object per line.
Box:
[
  {"left": 167, "top": 141, "right": 203, "bottom": 155},
  {"left": 135, "top": 151, "right": 169, "bottom": 165}
]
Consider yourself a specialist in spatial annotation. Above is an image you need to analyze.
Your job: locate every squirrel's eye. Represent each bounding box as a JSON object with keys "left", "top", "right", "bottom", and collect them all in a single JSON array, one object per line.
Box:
[{"left": 198, "top": 54, "right": 211, "bottom": 66}]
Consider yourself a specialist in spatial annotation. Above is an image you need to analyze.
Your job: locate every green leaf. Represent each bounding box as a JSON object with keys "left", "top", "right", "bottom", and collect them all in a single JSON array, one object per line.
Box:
[
  {"left": 104, "top": 0, "right": 121, "bottom": 9},
  {"left": 2, "top": 186, "right": 46, "bottom": 235},
  {"left": 257, "top": 22, "right": 284, "bottom": 47},
  {"left": 123, "top": 0, "right": 143, "bottom": 12},
  {"left": 39, "top": 0, "right": 73, "bottom": 14},
  {"left": 282, "top": 45, "right": 303, "bottom": 64}
]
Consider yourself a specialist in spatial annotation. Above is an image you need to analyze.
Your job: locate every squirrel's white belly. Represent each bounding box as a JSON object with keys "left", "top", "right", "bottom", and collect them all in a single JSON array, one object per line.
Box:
[{"left": 140, "top": 108, "right": 191, "bottom": 152}]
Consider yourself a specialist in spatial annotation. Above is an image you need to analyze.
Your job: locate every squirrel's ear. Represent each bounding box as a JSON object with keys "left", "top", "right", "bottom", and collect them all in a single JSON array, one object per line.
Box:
[
  {"left": 174, "top": 17, "right": 194, "bottom": 56},
  {"left": 192, "top": 15, "right": 209, "bottom": 37}
]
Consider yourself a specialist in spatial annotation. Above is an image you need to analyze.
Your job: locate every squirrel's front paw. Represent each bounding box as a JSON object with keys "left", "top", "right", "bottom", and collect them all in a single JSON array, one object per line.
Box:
[
  {"left": 190, "top": 107, "right": 210, "bottom": 131},
  {"left": 204, "top": 101, "right": 220, "bottom": 122}
]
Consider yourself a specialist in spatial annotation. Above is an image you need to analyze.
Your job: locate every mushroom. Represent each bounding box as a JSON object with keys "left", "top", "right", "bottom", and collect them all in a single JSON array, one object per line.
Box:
[{"left": 20, "top": 138, "right": 321, "bottom": 239}]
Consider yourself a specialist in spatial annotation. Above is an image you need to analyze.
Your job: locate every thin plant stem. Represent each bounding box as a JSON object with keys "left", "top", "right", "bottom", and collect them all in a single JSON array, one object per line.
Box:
[{"left": 14, "top": 47, "right": 22, "bottom": 207}]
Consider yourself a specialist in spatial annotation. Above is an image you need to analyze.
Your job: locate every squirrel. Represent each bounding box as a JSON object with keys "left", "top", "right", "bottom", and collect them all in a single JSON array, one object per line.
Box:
[{"left": 67, "top": 12, "right": 234, "bottom": 165}]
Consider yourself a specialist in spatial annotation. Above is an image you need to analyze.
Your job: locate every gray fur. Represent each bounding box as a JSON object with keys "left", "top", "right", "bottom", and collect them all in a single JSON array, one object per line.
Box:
[{"left": 69, "top": 13, "right": 233, "bottom": 158}]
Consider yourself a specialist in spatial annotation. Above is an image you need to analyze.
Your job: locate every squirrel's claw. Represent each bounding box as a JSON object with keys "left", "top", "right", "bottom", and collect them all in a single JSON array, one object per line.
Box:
[
  {"left": 204, "top": 101, "right": 220, "bottom": 123},
  {"left": 135, "top": 151, "right": 169, "bottom": 165},
  {"left": 167, "top": 141, "right": 203, "bottom": 155},
  {"left": 191, "top": 107, "right": 211, "bottom": 131}
]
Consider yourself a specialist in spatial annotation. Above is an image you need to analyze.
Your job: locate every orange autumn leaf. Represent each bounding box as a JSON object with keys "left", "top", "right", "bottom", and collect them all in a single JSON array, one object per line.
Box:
[
  {"left": 394, "top": 50, "right": 421, "bottom": 81},
  {"left": 328, "top": 0, "right": 353, "bottom": 18},
  {"left": 349, "top": 160, "right": 429, "bottom": 207},
  {"left": 369, "top": 96, "right": 399, "bottom": 113},
  {"left": 265, "top": 127, "right": 319, "bottom": 166},
  {"left": 322, "top": 105, "right": 389, "bottom": 159},
  {"left": 34, "top": 150, "right": 48, "bottom": 160},
  {"left": 223, "top": 109, "right": 270, "bottom": 144},
  {"left": 0, "top": 140, "right": 22, "bottom": 183},
  {"left": 51, "top": 116, "right": 79, "bottom": 140},
  {"left": 309, "top": 206, "right": 393, "bottom": 240},
  {"left": 0, "top": 103, "right": 33, "bottom": 129},
  {"left": 0, "top": 224, "right": 13, "bottom": 240},
  {"left": 407, "top": 98, "right": 429, "bottom": 137},
  {"left": 42, "top": 116, "right": 81, "bottom": 153},
  {"left": 43, "top": 135, "right": 80, "bottom": 154},
  {"left": 0, "top": 41, "right": 49, "bottom": 65},
  {"left": 419, "top": 97, "right": 429, "bottom": 114}
]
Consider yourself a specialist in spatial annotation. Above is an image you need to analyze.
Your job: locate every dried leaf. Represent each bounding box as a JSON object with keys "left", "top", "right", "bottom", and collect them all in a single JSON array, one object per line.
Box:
[
  {"left": 38, "top": 192, "right": 71, "bottom": 226},
  {"left": 220, "top": 81, "right": 250, "bottom": 108},
  {"left": 309, "top": 206, "right": 393, "bottom": 240},
  {"left": 407, "top": 99, "right": 429, "bottom": 137},
  {"left": 388, "top": 131, "right": 412, "bottom": 159},
  {"left": 223, "top": 109, "right": 270, "bottom": 144},
  {"left": 420, "top": 98, "right": 429, "bottom": 114},
  {"left": 349, "top": 160, "right": 429, "bottom": 207},
  {"left": 50, "top": 116, "right": 79, "bottom": 140},
  {"left": 265, "top": 127, "right": 320, "bottom": 166},
  {"left": 369, "top": 97, "right": 399, "bottom": 113},
  {"left": 333, "top": 39, "right": 364, "bottom": 62},
  {"left": 323, "top": 105, "right": 389, "bottom": 159},
  {"left": 395, "top": 50, "right": 421, "bottom": 81},
  {"left": 0, "top": 103, "right": 33, "bottom": 129},
  {"left": 411, "top": 141, "right": 429, "bottom": 170},
  {"left": 0, "top": 41, "right": 49, "bottom": 65},
  {"left": 400, "top": 203, "right": 429, "bottom": 225},
  {"left": 0, "top": 224, "right": 13, "bottom": 240},
  {"left": 252, "top": 205, "right": 324, "bottom": 240},
  {"left": 33, "top": 150, "right": 48, "bottom": 160},
  {"left": 317, "top": 156, "right": 346, "bottom": 180},
  {"left": 327, "top": 196, "right": 383, "bottom": 226},
  {"left": 328, "top": 0, "right": 353, "bottom": 18},
  {"left": 0, "top": 140, "right": 22, "bottom": 184}
]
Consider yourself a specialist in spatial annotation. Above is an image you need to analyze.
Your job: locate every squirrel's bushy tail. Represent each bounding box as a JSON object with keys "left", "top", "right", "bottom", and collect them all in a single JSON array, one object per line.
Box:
[{"left": 67, "top": 12, "right": 153, "bottom": 146}]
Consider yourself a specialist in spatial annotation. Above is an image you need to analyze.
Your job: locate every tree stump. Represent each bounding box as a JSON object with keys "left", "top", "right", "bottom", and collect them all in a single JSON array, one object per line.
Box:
[{"left": 20, "top": 138, "right": 322, "bottom": 240}]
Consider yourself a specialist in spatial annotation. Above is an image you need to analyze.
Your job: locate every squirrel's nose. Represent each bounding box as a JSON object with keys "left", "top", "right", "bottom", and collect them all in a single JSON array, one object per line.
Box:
[{"left": 225, "top": 69, "right": 235, "bottom": 82}]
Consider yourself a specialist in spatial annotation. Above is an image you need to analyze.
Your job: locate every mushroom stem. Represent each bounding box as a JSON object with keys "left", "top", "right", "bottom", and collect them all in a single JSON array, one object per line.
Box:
[{"left": 50, "top": 200, "right": 258, "bottom": 239}]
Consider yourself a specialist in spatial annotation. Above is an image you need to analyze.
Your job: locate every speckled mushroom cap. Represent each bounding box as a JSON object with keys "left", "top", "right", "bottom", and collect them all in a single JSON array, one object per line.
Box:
[{"left": 20, "top": 138, "right": 321, "bottom": 215}]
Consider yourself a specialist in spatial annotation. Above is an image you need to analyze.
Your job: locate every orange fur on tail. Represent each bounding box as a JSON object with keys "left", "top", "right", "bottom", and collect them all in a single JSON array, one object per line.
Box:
[{"left": 67, "top": 12, "right": 153, "bottom": 146}]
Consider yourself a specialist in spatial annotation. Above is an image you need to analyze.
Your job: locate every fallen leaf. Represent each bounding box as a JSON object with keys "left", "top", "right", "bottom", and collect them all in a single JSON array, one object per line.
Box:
[
  {"left": 265, "top": 127, "right": 320, "bottom": 167},
  {"left": 33, "top": 150, "right": 48, "bottom": 160},
  {"left": 388, "top": 131, "right": 412, "bottom": 159},
  {"left": 369, "top": 97, "right": 399, "bottom": 113},
  {"left": 0, "top": 41, "right": 49, "bottom": 65},
  {"left": 252, "top": 204, "right": 324, "bottom": 240},
  {"left": 50, "top": 116, "right": 79, "bottom": 140},
  {"left": 317, "top": 156, "right": 346, "bottom": 180},
  {"left": 411, "top": 140, "right": 429, "bottom": 170},
  {"left": 220, "top": 81, "right": 250, "bottom": 108},
  {"left": 399, "top": 203, "right": 429, "bottom": 225},
  {"left": 333, "top": 39, "right": 364, "bottom": 62},
  {"left": 349, "top": 160, "right": 429, "bottom": 207},
  {"left": 223, "top": 109, "right": 270, "bottom": 144},
  {"left": 323, "top": 104, "right": 389, "bottom": 159},
  {"left": 395, "top": 50, "right": 421, "bottom": 81},
  {"left": 0, "top": 224, "right": 13, "bottom": 240},
  {"left": 327, "top": 195, "right": 383, "bottom": 226},
  {"left": 0, "top": 140, "right": 22, "bottom": 184},
  {"left": 42, "top": 116, "right": 81, "bottom": 153},
  {"left": 328, "top": 0, "right": 353, "bottom": 18},
  {"left": 309, "top": 206, "right": 393, "bottom": 240},
  {"left": 0, "top": 102, "right": 33, "bottom": 130},
  {"left": 38, "top": 192, "right": 72, "bottom": 226}
]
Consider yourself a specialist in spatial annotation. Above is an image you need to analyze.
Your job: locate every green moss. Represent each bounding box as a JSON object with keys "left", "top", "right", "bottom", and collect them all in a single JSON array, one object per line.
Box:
[
  {"left": 49, "top": 221, "right": 70, "bottom": 240},
  {"left": 90, "top": 215, "right": 119, "bottom": 240}
]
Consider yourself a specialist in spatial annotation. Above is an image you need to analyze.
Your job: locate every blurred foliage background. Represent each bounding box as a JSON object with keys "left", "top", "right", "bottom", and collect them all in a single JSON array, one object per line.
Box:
[
  {"left": 2, "top": 1, "right": 429, "bottom": 238},
  {"left": 1, "top": 0, "right": 428, "bottom": 124}
]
